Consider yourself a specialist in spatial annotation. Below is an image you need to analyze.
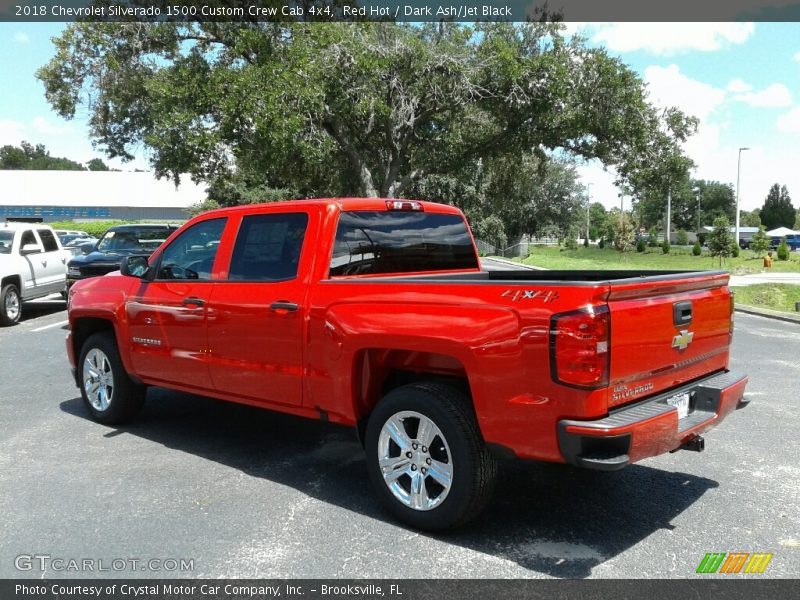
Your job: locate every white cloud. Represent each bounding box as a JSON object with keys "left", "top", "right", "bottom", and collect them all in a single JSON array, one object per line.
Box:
[
  {"left": 0, "top": 119, "right": 27, "bottom": 146},
  {"left": 644, "top": 64, "right": 726, "bottom": 121},
  {"left": 13, "top": 32, "right": 30, "bottom": 44},
  {"left": 793, "top": 51, "right": 800, "bottom": 62},
  {"left": 726, "top": 78, "right": 752, "bottom": 93},
  {"left": 589, "top": 23, "right": 754, "bottom": 56},
  {"left": 31, "top": 117, "right": 73, "bottom": 136},
  {"left": 777, "top": 107, "right": 800, "bottom": 133},
  {"left": 733, "top": 83, "right": 792, "bottom": 108}
]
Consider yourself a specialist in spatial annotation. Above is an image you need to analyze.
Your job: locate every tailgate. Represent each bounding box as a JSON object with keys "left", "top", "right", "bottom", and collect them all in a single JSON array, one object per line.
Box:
[{"left": 606, "top": 272, "right": 733, "bottom": 408}]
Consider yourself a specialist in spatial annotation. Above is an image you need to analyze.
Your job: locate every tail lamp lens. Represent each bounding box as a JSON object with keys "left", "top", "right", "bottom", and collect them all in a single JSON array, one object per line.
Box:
[{"left": 550, "top": 306, "right": 610, "bottom": 389}]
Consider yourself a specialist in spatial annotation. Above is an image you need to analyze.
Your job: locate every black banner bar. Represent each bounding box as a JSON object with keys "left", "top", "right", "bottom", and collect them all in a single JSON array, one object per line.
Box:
[
  {"left": 2, "top": 579, "right": 796, "bottom": 600},
  {"left": 3, "top": 0, "right": 800, "bottom": 23}
]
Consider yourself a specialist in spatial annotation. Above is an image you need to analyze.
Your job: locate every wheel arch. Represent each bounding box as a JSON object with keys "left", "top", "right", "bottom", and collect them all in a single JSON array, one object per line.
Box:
[
  {"left": 351, "top": 347, "right": 476, "bottom": 445},
  {"left": 71, "top": 317, "right": 140, "bottom": 384}
]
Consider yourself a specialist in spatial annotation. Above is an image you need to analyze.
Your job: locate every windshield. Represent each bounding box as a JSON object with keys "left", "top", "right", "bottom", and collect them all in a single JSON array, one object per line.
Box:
[
  {"left": 95, "top": 228, "right": 170, "bottom": 253},
  {"left": 0, "top": 231, "right": 13, "bottom": 254}
]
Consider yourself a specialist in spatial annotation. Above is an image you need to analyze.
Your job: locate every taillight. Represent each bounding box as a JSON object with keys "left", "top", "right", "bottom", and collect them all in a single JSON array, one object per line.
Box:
[{"left": 550, "top": 306, "right": 610, "bottom": 389}]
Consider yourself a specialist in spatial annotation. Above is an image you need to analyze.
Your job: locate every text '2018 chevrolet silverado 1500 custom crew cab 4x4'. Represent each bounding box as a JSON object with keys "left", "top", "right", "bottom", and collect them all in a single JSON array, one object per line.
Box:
[{"left": 66, "top": 199, "right": 748, "bottom": 529}]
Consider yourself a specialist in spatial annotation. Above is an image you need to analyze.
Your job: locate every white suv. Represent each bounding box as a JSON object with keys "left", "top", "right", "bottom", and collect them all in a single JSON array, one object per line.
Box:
[{"left": 0, "top": 221, "right": 71, "bottom": 325}]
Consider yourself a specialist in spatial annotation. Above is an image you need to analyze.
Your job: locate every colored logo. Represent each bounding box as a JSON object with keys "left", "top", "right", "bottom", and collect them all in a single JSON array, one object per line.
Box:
[
  {"left": 671, "top": 329, "right": 694, "bottom": 351},
  {"left": 696, "top": 552, "right": 773, "bottom": 574}
]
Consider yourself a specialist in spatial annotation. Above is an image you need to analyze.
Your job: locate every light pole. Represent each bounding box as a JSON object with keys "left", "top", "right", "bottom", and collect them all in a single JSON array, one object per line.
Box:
[
  {"left": 693, "top": 186, "right": 702, "bottom": 235},
  {"left": 736, "top": 147, "right": 750, "bottom": 248},
  {"left": 586, "top": 183, "right": 593, "bottom": 244}
]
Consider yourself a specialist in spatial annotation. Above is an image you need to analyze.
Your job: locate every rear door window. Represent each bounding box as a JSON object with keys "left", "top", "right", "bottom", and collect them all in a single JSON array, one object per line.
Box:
[
  {"left": 228, "top": 213, "right": 308, "bottom": 282},
  {"left": 37, "top": 229, "right": 59, "bottom": 252}
]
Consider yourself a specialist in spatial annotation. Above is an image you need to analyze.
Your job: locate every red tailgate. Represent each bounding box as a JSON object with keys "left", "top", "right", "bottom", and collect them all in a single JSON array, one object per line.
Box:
[{"left": 606, "top": 272, "right": 732, "bottom": 408}]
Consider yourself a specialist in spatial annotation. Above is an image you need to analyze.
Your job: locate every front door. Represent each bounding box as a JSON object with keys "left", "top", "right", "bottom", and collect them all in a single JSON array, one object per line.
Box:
[
  {"left": 126, "top": 217, "right": 227, "bottom": 391},
  {"left": 207, "top": 211, "right": 310, "bottom": 406}
]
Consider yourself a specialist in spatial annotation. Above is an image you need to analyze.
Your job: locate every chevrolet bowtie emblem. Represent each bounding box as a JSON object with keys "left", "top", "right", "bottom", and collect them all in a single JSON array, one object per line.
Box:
[{"left": 672, "top": 329, "right": 694, "bottom": 351}]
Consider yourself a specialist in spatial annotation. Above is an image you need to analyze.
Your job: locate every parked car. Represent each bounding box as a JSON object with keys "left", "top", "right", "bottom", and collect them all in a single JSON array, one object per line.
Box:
[
  {"left": 772, "top": 234, "right": 800, "bottom": 251},
  {"left": 1, "top": 221, "right": 71, "bottom": 325},
  {"left": 67, "top": 223, "right": 179, "bottom": 287},
  {"left": 66, "top": 199, "right": 748, "bottom": 530}
]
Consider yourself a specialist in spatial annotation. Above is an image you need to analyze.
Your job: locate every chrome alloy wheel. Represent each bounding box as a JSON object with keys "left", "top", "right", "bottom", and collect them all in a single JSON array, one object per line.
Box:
[
  {"left": 4, "top": 289, "right": 19, "bottom": 321},
  {"left": 377, "top": 410, "right": 453, "bottom": 511},
  {"left": 83, "top": 348, "right": 114, "bottom": 411}
]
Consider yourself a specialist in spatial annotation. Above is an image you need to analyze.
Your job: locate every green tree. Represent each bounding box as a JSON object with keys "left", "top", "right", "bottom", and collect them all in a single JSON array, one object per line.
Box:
[
  {"left": 740, "top": 208, "right": 762, "bottom": 227},
  {"left": 676, "top": 229, "right": 688, "bottom": 245},
  {"left": 613, "top": 213, "right": 635, "bottom": 253},
  {"left": 777, "top": 237, "right": 790, "bottom": 261},
  {"left": 38, "top": 20, "right": 695, "bottom": 203},
  {"left": 760, "top": 184, "right": 795, "bottom": 230},
  {"left": 86, "top": 158, "right": 110, "bottom": 171},
  {"left": 749, "top": 225, "right": 770, "bottom": 257},
  {"left": 588, "top": 202, "right": 608, "bottom": 241},
  {"left": 708, "top": 215, "right": 734, "bottom": 267},
  {"left": 471, "top": 214, "right": 507, "bottom": 251},
  {"left": 0, "top": 141, "right": 84, "bottom": 170},
  {"left": 692, "top": 241, "right": 702, "bottom": 256}
]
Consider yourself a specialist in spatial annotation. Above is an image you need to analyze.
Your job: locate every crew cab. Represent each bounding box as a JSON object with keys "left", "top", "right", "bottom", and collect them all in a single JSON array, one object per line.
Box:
[
  {"left": 1, "top": 220, "right": 70, "bottom": 325},
  {"left": 65, "top": 199, "right": 748, "bottom": 529}
]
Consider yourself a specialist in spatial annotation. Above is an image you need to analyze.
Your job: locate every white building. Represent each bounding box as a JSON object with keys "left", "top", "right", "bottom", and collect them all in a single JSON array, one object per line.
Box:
[{"left": 0, "top": 170, "right": 206, "bottom": 222}]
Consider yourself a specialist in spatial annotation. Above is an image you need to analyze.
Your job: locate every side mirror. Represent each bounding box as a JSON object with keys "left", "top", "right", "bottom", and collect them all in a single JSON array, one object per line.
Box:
[
  {"left": 120, "top": 255, "right": 151, "bottom": 279},
  {"left": 20, "top": 243, "right": 43, "bottom": 255},
  {"left": 79, "top": 242, "right": 95, "bottom": 255}
]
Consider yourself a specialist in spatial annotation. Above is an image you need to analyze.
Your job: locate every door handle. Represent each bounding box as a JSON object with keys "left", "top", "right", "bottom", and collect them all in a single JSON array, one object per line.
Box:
[
  {"left": 270, "top": 301, "right": 299, "bottom": 312},
  {"left": 182, "top": 296, "right": 205, "bottom": 307}
]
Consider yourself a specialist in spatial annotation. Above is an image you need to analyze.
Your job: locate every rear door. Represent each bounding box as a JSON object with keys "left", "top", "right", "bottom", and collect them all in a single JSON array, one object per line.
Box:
[
  {"left": 35, "top": 228, "right": 67, "bottom": 295},
  {"left": 605, "top": 272, "right": 733, "bottom": 409},
  {"left": 126, "top": 217, "right": 227, "bottom": 390},
  {"left": 206, "top": 208, "right": 314, "bottom": 406}
]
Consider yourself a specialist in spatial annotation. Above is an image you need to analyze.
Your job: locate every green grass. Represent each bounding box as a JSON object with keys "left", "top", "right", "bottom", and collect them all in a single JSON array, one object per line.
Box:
[
  {"left": 733, "top": 284, "right": 800, "bottom": 313},
  {"left": 515, "top": 246, "right": 800, "bottom": 274}
]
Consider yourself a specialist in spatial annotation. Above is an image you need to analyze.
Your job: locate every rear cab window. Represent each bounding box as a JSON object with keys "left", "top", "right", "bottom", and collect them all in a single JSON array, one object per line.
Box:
[
  {"left": 329, "top": 211, "right": 479, "bottom": 277},
  {"left": 37, "top": 229, "right": 60, "bottom": 252},
  {"left": 228, "top": 213, "right": 308, "bottom": 282}
]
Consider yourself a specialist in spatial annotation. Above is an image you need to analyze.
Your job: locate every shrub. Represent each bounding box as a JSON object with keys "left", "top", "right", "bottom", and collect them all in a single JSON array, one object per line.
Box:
[
  {"left": 636, "top": 238, "right": 646, "bottom": 253},
  {"left": 565, "top": 236, "right": 578, "bottom": 250},
  {"left": 676, "top": 229, "right": 688, "bottom": 245},
  {"left": 777, "top": 238, "right": 790, "bottom": 261},
  {"left": 661, "top": 240, "right": 671, "bottom": 254},
  {"left": 692, "top": 241, "right": 702, "bottom": 256},
  {"left": 647, "top": 226, "right": 659, "bottom": 247},
  {"left": 598, "top": 238, "right": 605, "bottom": 249},
  {"left": 731, "top": 244, "right": 740, "bottom": 258}
]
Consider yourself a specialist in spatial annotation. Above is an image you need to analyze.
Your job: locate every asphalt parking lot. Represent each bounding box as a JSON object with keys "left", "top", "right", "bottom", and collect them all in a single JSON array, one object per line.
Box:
[{"left": 1, "top": 300, "right": 798, "bottom": 579}]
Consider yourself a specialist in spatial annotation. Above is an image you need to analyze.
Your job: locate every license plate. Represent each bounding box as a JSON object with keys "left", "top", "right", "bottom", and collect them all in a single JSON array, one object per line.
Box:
[{"left": 667, "top": 392, "right": 691, "bottom": 419}]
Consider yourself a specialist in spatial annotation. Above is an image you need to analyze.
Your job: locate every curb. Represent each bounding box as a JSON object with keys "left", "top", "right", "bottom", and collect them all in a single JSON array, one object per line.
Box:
[
  {"left": 734, "top": 303, "right": 800, "bottom": 325},
  {"left": 482, "top": 257, "right": 547, "bottom": 270}
]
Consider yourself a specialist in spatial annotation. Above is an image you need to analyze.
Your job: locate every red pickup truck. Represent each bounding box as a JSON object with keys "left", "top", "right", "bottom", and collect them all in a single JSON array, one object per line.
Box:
[{"left": 66, "top": 198, "right": 748, "bottom": 530}]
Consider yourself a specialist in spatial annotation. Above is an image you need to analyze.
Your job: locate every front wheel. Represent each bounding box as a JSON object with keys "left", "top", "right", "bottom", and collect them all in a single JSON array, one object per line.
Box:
[
  {"left": 365, "top": 382, "right": 497, "bottom": 531},
  {"left": 0, "top": 284, "right": 21, "bottom": 326},
  {"left": 78, "top": 332, "right": 145, "bottom": 424}
]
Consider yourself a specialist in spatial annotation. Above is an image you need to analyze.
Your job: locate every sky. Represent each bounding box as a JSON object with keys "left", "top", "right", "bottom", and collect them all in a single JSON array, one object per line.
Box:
[{"left": 1, "top": 22, "right": 799, "bottom": 212}]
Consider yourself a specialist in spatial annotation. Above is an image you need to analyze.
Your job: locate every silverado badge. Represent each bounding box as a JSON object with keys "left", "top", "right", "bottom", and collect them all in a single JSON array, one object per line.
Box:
[{"left": 672, "top": 329, "right": 694, "bottom": 351}]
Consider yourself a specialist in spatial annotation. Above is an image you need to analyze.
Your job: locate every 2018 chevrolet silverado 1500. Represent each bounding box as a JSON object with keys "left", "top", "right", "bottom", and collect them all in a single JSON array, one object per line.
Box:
[
  {"left": 1, "top": 220, "right": 70, "bottom": 325},
  {"left": 65, "top": 199, "right": 749, "bottom": 529}
]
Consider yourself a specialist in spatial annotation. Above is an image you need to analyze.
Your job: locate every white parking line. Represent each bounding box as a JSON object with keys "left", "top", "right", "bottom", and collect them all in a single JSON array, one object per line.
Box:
[{"left": 31, "top": 320, "right": 69, "bottom": 333}]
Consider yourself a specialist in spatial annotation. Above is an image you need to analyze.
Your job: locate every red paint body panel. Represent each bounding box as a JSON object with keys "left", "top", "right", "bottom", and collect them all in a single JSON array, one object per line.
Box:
[{"left": 66, "top": 198, "right": 747, "bottom": 466}]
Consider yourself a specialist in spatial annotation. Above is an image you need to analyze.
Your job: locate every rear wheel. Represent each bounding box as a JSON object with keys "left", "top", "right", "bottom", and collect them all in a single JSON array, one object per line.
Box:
[
  {"left": 78, "top": 332, "right": 145, "bottom": 424},
  {"left": 0, "top": 284, "right": 21, "bottom": 326},
  {"left": 365, "top": 382, "right": 497, "bottom": 531}
]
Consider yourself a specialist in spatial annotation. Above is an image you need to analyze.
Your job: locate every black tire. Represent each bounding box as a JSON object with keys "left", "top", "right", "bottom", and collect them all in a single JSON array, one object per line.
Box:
[
  {"left": 78, "top": 331, "right": 145, "bottom": 424},
  {"left": 0, "top": 283, "right": 22, "bottom": 326},
  {"left": 365, "top": 382, "right": 498, "bottom": 531}
]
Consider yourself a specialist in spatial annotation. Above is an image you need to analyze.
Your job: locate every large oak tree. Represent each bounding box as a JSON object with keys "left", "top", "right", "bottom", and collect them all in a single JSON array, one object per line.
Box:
[{"left": 38, "top": 19, "right": 696, "bottom": 204}]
